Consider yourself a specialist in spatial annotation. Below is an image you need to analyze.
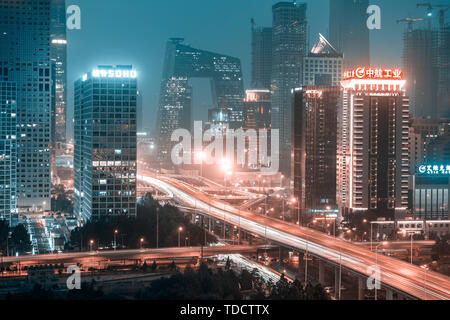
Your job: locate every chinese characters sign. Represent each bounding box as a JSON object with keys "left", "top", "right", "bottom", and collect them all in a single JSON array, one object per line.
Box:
[
  {"left": 343, "top": 67, "right": 403, "bottom": 80},
  {"left": 418, "top": 165, "right": 450, "bottom": 175}
]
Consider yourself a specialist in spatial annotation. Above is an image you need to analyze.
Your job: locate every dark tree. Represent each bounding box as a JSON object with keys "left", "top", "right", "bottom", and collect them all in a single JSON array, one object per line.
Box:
[{"left": 10, "top": 224, "right": 31, "bottom": 255}]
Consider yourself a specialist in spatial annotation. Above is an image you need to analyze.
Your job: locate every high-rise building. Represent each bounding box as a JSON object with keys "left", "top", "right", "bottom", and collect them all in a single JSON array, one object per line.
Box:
[
  {"left": 271, "top": 2, "right": 307, "bottom": 175},
  {"left": 292, "top": 86, "right": 340, "bottom": 222},
  {"left": 50, "top": 0, "right": 67, "bottom": 147},
  {"left": 303, "top": 34, "right": 344, "bottom": 86},
  {"left": 402, "top": 28, "right": 439, "bottom": 118},
  {"left": 251, "top": 21, "right": 272, "bottom": 90},
  {"left": 426, "top": 123, "right": 450, "bottom": 163},
  {"left": 337, "top": 67, "right": 410, "bottom": 220},
  {"left": 74, "top": 66, "right": 137, "bottom": 222},
  {"left": 0, "top": 0, "right": 52, "bottom": 211},
  {"left": 0, "top": 82, "right": 17, "bottom": 225},
  {"left": 50, "top": 0, "right": 67, "bottom": 184},
  {"left": 438, "top": 23, "right": 450, "bottom": 118},
  {"left": 136, "top": 90, "right": 144, "bottom": 133},
  {"left": 243, "top": 89, "right": 271, "bottom": 131},
  {"left": 157, "top": 38, "right": 245, "bottom": 166},
  {"left": 329, "top": 0, "right": 370, "bottom": 69},
  {"left": 409, "top": 118, "right": 449, "bottom": 175}
]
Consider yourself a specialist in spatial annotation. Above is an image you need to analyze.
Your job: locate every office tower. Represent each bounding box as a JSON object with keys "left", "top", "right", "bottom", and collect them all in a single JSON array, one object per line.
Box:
[
  {"left": 0, "top": 82, "right": 17, "bottom": 225},
  {"left": 0, "top": 0, "right": 52, "bottom": 211},
  {"left": 74, "top": 66, "right": 137, "bottom": 222},
  {"left": 251, "top": 21, "right": 272, "bottom": 89},
  {"left": 271, "top": 2, "right": 307, "bottom": 175},
  {"left": 243, "top": 90, "right": 271, "bottom": 131},
  {"left": 291, "top": 86, "right": 340, "bottom": 221},
  {"left": 426, "top": 123, "right": 450, "bottom": 163},
  {"left": 402, "top": 28, "right": 439, "bottom": 118},
  {"left": 303, "top": 34, "right": 344, "bottom": 86},
  {"left": 329, "top": 0, "right": 370, "bottom": 69},
  {"left": 438, "top": 23, "right": 450, "bottom": 118},
  {"left": 409, "top": 118, "right": 449, "bottom": 174},
  {"left": 158, "top": 77, "right": 192, "bottom": 163},
  {"left": 136, "top": 91, "right": 143, "bottom": 133},
  {"left": 50, "top": 0, "right": 67, "bottom": 147},
  {"left": 157, "top": 38, "right": 245, "bottom": 165},
  {"left": 337, "top": 67, "right": 410, "bottom": 220}
]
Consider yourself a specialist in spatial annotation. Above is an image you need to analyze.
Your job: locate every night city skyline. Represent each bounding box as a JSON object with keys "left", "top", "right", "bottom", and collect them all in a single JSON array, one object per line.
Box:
[
  {"left": 1, "top": 0, "right": 450, "bottom": 307},
  {"left": 64, "top": 0, "right": 439, "bottom": 139}
]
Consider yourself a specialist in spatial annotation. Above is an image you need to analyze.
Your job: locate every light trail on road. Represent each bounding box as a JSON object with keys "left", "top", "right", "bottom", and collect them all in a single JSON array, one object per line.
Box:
[{"left": 138, "top": 174, "right": 450, "bottom": 300}]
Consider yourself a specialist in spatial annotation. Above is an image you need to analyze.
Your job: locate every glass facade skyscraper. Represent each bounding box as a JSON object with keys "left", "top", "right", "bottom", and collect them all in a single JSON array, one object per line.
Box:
[
  {"left": 50, "top": 0, "right": 67, "bottom": 183},
  {"left": 0, "top": 81, "right": 17, "bottom": 224},
  {"left": 74, "top": 66, "right": 137, "bottom": 222},
  {"left": 271, "top": 2, "right": 307, "bottom": 175},
  {"left": 0, "top": 0, "right": 52, "bottom": 212},
  {"left": 157, "top": 38, "right": 245, "bottom": 165},
  {"left": 329, "top": 0, "right": 370, "bottom": 69},
  {"left": 251, "top": 23, "right": 272, "bottom": 90}
]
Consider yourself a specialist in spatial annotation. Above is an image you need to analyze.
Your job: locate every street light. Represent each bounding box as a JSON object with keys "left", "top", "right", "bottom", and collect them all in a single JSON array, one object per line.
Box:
[
  {"left": 140, "top": 237, "right": 144, "bottom": 249},
  {"left": 114, "top": 229, "right": 118, "bottom": 251},
  {"left": 89, "top": 239, "right": 94, "bottom": 252},
  {"left": 196, "top": 151, "right": 206, "bottom": 177},
  {"left": 221, "top": 158, "right": 232, "bottom": 189},
  {"left": 178, "top": 227, "right": 183, "bottom": 247},
  {"left": 402, "top": 230, "right": 414, "bottom": 264},
  {"left": 290, "top": 197, "right": 300, "bottom": 225}
]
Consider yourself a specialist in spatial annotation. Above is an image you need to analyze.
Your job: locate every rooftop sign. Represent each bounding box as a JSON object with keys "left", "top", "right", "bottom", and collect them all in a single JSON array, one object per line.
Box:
[
  {"left": 343, "top": 67, "right": 403, "bottom": 80},
  {"left": 92, "top": 69, "right": 137, "bottom": 79}
]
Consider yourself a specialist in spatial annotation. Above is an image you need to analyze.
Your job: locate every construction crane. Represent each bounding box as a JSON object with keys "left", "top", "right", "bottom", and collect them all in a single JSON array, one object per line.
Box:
[
  {"left": 417, "top": 3, "right": 450, "bottom": 32},
  {"left": 397, "top": 18, "right": 424, "bottom": 32}
]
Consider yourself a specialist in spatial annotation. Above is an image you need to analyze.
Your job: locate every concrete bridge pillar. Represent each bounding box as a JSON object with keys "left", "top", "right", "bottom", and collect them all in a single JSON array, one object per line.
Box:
[
  {"left": 386, "top": 288, "right": 393, "bottom": 300},
  {"left": 334, "top": 267, "right": 340, "bottom": 300},
  {"left": 318, "top": 260, "right": 325, "bottom": 284},
  {"left": 358, "top": 277, "right": 365, "bottom": 300}
]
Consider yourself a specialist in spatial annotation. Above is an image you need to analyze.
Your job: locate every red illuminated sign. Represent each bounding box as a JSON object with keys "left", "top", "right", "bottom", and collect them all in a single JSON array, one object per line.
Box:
[{"left": 343, "top": 67, "right": 403, "bottom": 80}]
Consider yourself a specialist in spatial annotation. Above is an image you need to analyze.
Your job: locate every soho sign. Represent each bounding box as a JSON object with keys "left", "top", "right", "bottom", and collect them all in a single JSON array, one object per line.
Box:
[{"left": 92, "top": 69, "right": 137, "bottom": 79}]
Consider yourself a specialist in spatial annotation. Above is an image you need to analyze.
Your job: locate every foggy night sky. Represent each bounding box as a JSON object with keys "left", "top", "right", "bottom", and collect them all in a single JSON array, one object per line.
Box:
[{"left": 65, "top": 0, "right": 448, "bottom": 138}]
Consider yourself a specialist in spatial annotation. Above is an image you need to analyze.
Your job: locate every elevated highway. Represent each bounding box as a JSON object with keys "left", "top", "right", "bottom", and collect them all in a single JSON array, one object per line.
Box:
[{"left": 138, "top": 174, "right": 450, "bottom": 300}]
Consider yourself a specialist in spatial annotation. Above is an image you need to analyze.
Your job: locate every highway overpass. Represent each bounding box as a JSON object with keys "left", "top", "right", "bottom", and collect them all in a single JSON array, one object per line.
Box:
[
  {"left": 0, "top": 245, "right": 269, "bottom": 267},
  {"left": 138, "top": 174, "right": 450, "bottom": 300}
]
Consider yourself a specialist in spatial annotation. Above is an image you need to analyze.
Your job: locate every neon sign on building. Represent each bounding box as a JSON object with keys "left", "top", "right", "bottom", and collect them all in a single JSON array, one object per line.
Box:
[
  {"left": 92, "top": 69, "right": 137, "bottom": 79},
  {"left": 343, "top": 67, "right": 403, "bottom": 80},
  {"left": 418, "top": 165, "right": 450, "bottom": 175}
]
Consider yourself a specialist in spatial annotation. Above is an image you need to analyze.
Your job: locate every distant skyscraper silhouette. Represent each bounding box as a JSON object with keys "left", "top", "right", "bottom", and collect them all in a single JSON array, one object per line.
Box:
[
  {"left": 157, "top": 38, "right": 245, "bottom": 166},
  {"left": 271, "top": 2, "right": 307, "bottom": 175},
  {"left": 329, "top": 0, "right": 370, "bottom": 69},
  {"left": 50, "top": 0, "right": 68, "bottom": 183},
  {"left": 402, "top": 28, "right": 439, "bottom": 118},
  {"left": 251, "top": 20, "right": 272, "bottom": 90}
]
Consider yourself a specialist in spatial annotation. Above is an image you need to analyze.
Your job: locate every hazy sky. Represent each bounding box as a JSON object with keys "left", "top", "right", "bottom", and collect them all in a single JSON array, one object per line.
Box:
[{"left": 65, "top": 0, "right": 447, "bottom": 138}]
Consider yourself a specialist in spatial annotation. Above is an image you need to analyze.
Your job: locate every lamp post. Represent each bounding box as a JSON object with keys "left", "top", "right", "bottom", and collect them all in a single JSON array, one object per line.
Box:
[
  {"left": 140, "top": 237, "right": 144, "bottom": 249},
  {"left": 403, "top": 230, "right": 414, "bottom": 264},
  {"left": 178, "top": 227, "right": 183, "bottom": 247},
  {"left": 89, "top": 239, "right": 94, "bottom": 252},
  {"left": 156, "top": 207, "right": 159, "bottom": 249},
  {"left": 196, "top": 151, "right": 205, "bottom": 178},
  {"left": 114, "top": 229, "right": 118, "bottom": 251}
]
